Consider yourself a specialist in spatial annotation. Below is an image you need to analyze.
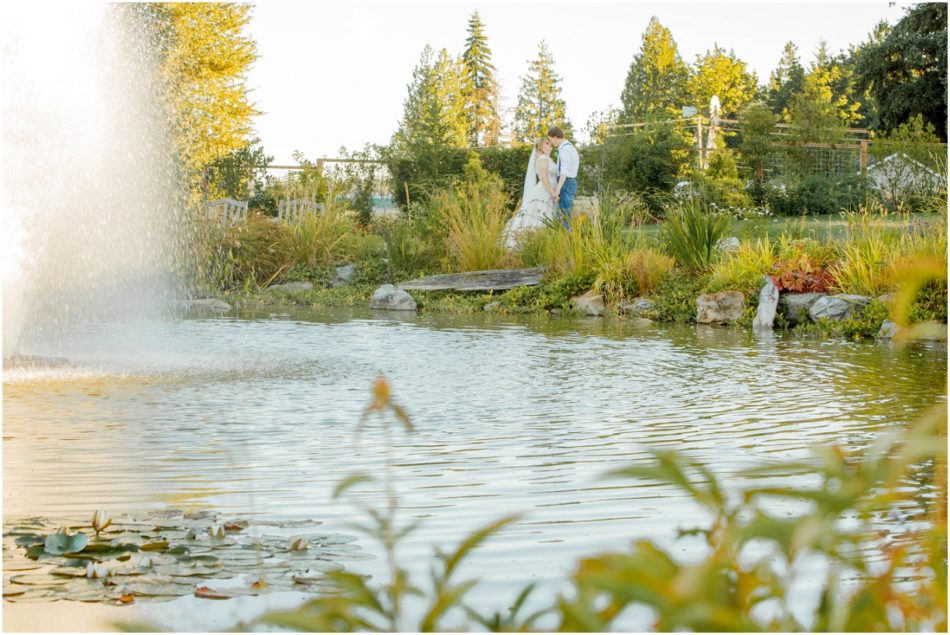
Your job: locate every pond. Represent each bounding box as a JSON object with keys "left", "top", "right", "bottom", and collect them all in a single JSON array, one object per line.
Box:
[{"left": 3, "top": 308, "right": 946, "bottom": 631}]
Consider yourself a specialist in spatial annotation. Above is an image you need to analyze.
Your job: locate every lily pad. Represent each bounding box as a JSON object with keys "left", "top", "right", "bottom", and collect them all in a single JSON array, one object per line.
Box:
[{"left": 45, "top": 531, "right": 89, "bottom": 556}]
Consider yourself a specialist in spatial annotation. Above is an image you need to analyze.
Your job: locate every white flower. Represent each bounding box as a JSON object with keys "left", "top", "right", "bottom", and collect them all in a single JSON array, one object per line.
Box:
[
  {"left": 86, "top": 562, "right": 110, "bottom": 578},
  {"left": 91, "top": 510, "right": 112, "bottom": 535}
]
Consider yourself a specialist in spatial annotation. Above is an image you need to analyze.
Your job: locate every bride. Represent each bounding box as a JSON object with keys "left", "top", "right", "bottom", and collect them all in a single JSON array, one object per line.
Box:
[{"left": 504, "top": 137, "right": 558, "bottom": 249}]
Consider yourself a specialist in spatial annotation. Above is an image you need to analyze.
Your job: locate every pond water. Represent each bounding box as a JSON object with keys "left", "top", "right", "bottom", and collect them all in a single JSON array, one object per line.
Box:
[{"left": 3, "top": 308, "right": 946, "bottom": 631}]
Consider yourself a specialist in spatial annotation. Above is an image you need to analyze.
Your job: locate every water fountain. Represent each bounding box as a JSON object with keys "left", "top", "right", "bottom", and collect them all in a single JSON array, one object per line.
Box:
[{"left": 2, "top": 4, "right": 183, "bottom": 363}]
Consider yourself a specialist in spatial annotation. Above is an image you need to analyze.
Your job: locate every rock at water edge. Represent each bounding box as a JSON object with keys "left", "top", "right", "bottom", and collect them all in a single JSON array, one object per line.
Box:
[
  {"left": 268, "top": 281, "right": 314, "bottom": 293},
  {"left": 752, "top": 276, "right": 779, "bottom": 330},
  {"left": 573, "top": 290, "right": 605, "bottom": 316},
  {"left": 696, "top": 291, "right": 745, "bottom": 324},
  {"left": 780, "top": 292, "right": 823, "bottom": 325},
  {"left": 808, "top": 294, "right": 871, "bottom": 322},
  {"left": 620, "top": 297, "right": 654, "bottom": 316},
  {"left": 370, "top": 285, "right": 417, "bottom": 311}
]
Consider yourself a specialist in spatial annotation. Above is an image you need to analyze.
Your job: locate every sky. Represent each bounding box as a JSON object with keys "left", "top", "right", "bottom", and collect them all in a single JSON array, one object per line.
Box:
[{"left": 246, "top": 1, "right": 909, "bottom": 164}]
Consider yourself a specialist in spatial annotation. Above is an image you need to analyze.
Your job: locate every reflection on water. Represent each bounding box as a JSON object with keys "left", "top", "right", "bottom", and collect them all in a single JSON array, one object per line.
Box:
[{"left": 3, "top": 309, "right": 946, "bottom": 630}]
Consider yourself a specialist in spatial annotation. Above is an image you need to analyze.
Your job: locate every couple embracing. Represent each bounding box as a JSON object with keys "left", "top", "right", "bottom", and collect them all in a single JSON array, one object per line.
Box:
[{"left": 504, "top": 126, "right": 579, "bottom": 248}]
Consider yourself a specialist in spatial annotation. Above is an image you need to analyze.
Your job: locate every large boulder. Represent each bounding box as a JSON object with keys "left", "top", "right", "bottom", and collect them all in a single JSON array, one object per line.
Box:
[
  {"left": 370, "top": 285, "right": 417, "bottom": 311},
  {"left": 877, "top": 320, "right": 900, "bottom": 339},
  {"left": 780, "top": 292, "right": 823, "bottom": 325},
  {"left": 752, "top": 276, "right": 779, "bottom": 330},
  {"left": 180, "top": 298, "right": 231, "bottom": 312},
  {"left": 572, "top": 290, "right": 605, "bottom": 316},
  {"left": 696, "top": 291, "right": 745, "bottom": 324},
  {"left": 620, "top": 297, "right": 654, "bottom": 316},
  {"left": 808, "top": 294, "right": 871, "bottom": 322}
]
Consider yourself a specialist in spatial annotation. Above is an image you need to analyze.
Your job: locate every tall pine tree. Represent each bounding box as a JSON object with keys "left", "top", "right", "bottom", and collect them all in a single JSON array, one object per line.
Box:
[
  {"left": 461, "top": 11, "right": 501, "bottom": 147},
  {"left": 513, "top": 40, "right": 570, "bottom": 143},
  {"left": 392, "top": 46, "right": 467, "bottom": 152},
  {"left": 620, "top": 17, "right": 690, "bottom": 122},
  {"left": 766, "top": 41, "right": 805, "bottom": 117}
]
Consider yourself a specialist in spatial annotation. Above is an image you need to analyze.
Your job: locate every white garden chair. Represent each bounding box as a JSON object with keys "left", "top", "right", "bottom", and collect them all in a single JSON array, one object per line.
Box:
[
  {"left": 277, "top": 199, "right": 323, "bottom": 225},
  {"left": 205, "top": 198, "right": 248, "bottom": 225}
]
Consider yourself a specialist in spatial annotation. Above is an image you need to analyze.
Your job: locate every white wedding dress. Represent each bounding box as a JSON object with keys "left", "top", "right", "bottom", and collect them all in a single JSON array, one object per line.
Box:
[{"left": 504, "top": 151, "right": 558, "bottom": 249}]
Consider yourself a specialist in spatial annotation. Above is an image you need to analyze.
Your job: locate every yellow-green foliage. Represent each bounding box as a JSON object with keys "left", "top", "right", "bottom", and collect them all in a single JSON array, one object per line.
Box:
[
  {"left": 830, "top": 210, "right": 947, "bottom": 296},
  {"left": 430, "top": 165, "right": 512, "bottom": 272},
  {"left": 707, "top": 237, "right": 775, "bottom": 293},
  {"left": 280, "top": 200, "right": 358, "bottom": 269},
  {"left": 624, "top": 249, "right": 676, "bottom": 296}
]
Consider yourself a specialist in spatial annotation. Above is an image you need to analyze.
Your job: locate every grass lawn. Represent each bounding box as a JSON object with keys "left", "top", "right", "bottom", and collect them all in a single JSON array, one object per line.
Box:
[{"left": 634, "top": 211, "right": 942, "bottom": 242}]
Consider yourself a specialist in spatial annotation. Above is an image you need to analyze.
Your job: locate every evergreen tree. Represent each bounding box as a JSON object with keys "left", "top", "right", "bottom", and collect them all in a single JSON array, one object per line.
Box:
[
  {"left": 513, "top": 40, "right": 571, "bottom": 143},
  {"left": 766, "top": 41, "right": 805, "bottom": 117},
  {"left": 620, "top": 17, "right": 691, "bottom": 122},
  {"left": 688, "top": 44, "right": 759, "bottom": 118},
  {"left": 786, "top": 62, "right": 862, "bottom": 144},
  {"left": 461, "top": 11, "right": 501, "bottom": 147},
  {"left": 392, "top": 46, "right": 467, "bottom": 152},
  {"left": 854, "top": 3, "right": 948, "bottom": 139}
]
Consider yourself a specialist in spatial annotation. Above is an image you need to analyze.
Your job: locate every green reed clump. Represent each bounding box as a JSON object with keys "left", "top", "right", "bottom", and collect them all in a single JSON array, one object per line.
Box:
[
  {"left": 200, "top": 213, "right": 294, "bottom": 291},
  {"left": 280, "top": 195, "right": 359, "bottom": 270},
  {"left": 430, "top": 159, "right": 513, "bottom": 272},
  {"left": 660, "top": 197, "right": 732, "bottom": 272}
]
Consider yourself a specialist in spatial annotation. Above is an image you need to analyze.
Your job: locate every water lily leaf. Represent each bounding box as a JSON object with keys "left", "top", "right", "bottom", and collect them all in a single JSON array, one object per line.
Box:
[
  {"left": 177, "top": 554, "right": 219, "bottom": 565},
  {"left": 9, "top": 573, "right": 69, "bottom": 588},
  {"left": 166, "top": 545, "right": 189, "bottom": 556},
  {"left": 14, "top": 535, "right": 45, "bottom": 547},
  {"left": 195, "top": 585, "right": 232, "bottom": 600},
  {"left": 51, "top": 567, "right": 89, "bottom": 578},
  {"left": 3, "top": 562, "right": 44, "bottom": 572},
  {"left": 82, "top": 541, "right": 120, "bottom": 553},
  {"left": 116, "top": 593, "right": 135, "bottom": 604},
  {"left": 2, "top": 587, "right": 26, "bottom": 597},
  {"left": 122, "top": 580, "right": 194, "bottom": 597},
  {"left": 140, "top": 541, "right": 169, "bottom": 552},
  {"left": 45, "top": 531, "right": 88, "bottom": 556}
]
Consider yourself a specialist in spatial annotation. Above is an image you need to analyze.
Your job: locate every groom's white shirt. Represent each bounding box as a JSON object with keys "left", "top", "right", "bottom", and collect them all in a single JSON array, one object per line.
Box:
[{"left": 557, "top": 141, "right": 579, "bottom": 179}]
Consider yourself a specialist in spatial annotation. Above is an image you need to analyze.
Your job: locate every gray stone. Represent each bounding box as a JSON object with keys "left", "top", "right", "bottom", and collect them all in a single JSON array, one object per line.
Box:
[
  {"left": 181, "top": 298, "right": 231, "bottom": 312},
  {"left": 572, "top": 290, "right": 605, "bottom": 316},
  {"left": 398, "top": 267, "right": 544, "bottom": 292},
  {"left": 630, "top": 317, "right": 654, "bottom": 327},
  {"left": 696, "top": 291, "right": 745, "bottom": 324},
  {"left": 332, "top": 264, "right": 357, "bottom": 288},
  {"left": 808, "top": 294, "right": 871, "bottom": 322},
  {"left": 269, "top": 281, "right": 313, "bottom": 293},
  {"left": 877, "top": 320, "right": 900, "bottom": 339},
  {"left": 780, "top": 292, "right": 823, "bottom": 325},
  {"left": 752, "top": 276, "right": 779, "bottom": 330},
  {"left": 716, "top": 236, "right": 741, "bottom": 252},
  {"left": 483, "top": 301, "right": 502, "bottom": 312},
  {"left": 620, "top": 297, "right": 655, "bottom": 316},
  {"left": 370, "top": 284, "right": 417, "bottom": 311}
]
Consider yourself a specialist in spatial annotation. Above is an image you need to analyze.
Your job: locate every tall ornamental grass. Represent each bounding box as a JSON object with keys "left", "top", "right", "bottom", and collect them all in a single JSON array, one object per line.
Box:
[
  {"left": 661, "top": 198, "right": 732, "bottom": 272},
  {"left": 830, "top": 209, "right": 947, "bottom": 296},
  {"left": 430, "top": 171, "right": 512, "bottom": 272},
  {"left": 281, "top": 195, "right": 358, "bottom": 269}
]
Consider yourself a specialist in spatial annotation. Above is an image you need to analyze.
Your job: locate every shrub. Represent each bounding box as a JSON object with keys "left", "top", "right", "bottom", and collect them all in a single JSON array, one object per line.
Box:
[
  {"left": 376, "top": 214, "right": 443, "bottom": 280},
  {"left": 660, "top": 198, "right": 732, "bottom": 272}
]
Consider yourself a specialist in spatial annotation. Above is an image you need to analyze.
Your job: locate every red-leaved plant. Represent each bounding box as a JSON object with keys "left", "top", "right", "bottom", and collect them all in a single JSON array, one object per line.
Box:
[{"left": 770, "top": 254, "right": 835, "bottom": 293}]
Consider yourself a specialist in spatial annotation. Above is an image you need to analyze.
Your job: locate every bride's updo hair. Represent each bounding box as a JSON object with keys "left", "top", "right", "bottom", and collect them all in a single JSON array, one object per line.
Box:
[{"left": 535, "top": 138, "right": 548, "bottom": 152}]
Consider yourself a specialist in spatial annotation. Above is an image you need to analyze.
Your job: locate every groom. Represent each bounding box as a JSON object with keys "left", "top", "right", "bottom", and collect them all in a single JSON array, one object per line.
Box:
[{"left": 548, "top": 126, "right": 579, "bottom": 230}]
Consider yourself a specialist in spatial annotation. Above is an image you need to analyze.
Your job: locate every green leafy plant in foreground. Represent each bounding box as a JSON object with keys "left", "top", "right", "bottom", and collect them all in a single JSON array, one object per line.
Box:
[
  {"left": 260, "top": 378, "right": 535, "bottom": 632},
  {"left": 661, "top": 197, "right": 733, "bottom": 272}
]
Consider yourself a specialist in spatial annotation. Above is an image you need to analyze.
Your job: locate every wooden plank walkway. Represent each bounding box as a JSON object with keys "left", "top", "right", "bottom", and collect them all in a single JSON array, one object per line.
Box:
[{"left": 397, "top": 267, "right": 545, "bottom": 292}]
